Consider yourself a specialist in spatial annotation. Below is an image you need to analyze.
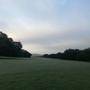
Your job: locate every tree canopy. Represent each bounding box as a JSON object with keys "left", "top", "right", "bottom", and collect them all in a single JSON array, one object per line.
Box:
[
  {"left": 43, "top": 48, "right": 90, "bottom": 62},
  {"left": 0, "top": 31, "right": 32, "bottom": 57}
]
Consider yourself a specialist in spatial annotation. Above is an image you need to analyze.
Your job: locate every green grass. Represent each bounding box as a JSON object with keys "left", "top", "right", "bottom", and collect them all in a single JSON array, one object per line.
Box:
[{"left": 0, "top": 57, "right": 90, "bottom": 90}]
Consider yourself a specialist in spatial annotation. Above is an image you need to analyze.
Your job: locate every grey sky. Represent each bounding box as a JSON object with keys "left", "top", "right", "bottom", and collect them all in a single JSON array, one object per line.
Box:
[{"left": 0, "top": 0, "right": 90, "bottom": 54}]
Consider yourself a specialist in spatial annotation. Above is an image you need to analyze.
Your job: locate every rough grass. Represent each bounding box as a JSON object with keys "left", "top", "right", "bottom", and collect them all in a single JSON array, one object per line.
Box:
[{"left": 0, "top": 57, "right": 90, "bottom": 90}]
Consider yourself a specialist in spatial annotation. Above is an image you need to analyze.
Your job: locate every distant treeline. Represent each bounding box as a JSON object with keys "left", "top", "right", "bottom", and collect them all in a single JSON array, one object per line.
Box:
[
  {"left": 43, "top": 48, "right": 90, "bottom": 62},
  {"left": 0, "top": 31, "right": 32, "bottom": 57}
]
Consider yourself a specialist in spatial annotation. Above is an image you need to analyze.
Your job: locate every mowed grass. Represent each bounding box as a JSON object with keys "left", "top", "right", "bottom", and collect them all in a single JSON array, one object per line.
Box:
[{"left": 0, "top": 57, "right": 90, "bottom": 90}]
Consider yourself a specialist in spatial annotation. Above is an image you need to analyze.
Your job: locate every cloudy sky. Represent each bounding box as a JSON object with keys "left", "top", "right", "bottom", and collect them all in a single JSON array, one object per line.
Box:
[{"left": 0, "top": 0, "right": 90, "bottom": 54}]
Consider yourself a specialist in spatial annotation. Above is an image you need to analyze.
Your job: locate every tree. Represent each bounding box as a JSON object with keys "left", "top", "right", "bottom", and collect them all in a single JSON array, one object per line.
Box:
[
  {"left": 42, "top": 47, "right": 90, "bottom": 62},
  {"left": 0, "top": 31, "right": 32, "bottom": 57}
]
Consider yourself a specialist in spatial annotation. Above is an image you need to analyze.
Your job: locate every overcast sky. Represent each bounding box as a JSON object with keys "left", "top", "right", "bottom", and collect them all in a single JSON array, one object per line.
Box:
[{"left": 0, "top": 0, "right": 90, "bottom": 54}]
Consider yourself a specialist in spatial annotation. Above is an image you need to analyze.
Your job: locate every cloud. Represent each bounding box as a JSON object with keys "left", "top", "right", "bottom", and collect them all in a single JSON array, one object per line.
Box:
[
  {"left": 0, "top": 0, "right": 90, "bottom": 54},
  {"left": 23, "top": 39, "right": 90, "bottom": 54},
  {"left": 23, "top": 43, "right": 52, "bottom": 54}
]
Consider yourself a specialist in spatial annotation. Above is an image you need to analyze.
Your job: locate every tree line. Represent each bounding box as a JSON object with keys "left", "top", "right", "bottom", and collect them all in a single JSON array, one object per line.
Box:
[
  {"left": 0, "top": 31, "right": 32, "bottom": 57},
  {"left": 43, "top": 48, "right": 90, "bottom": 62}
]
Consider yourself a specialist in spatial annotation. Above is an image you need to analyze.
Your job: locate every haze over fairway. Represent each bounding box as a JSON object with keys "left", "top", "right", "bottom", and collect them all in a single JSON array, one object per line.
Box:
[{"left": 0, "top": 0, "right": 90, "bottom": 54}]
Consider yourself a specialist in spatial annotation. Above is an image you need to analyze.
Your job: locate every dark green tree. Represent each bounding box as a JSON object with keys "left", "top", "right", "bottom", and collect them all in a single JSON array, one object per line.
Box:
[{"left": 0, "top": 31, "right": 32, "bottom": 57}]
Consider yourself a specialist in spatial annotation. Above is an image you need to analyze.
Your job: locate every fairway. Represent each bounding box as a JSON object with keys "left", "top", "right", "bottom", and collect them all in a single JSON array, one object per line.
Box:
[{"left": 0, "top": 57, "right": 90, "bottom": 90}]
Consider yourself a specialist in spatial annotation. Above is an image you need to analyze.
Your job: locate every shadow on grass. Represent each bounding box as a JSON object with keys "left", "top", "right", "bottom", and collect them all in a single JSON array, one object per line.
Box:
[{"left": 0, "top": 56, "right": 30, "bottom": 60}]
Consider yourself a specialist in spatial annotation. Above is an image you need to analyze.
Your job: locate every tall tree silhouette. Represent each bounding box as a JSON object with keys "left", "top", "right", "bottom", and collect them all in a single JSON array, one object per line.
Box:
[{"left": 0, "top": 31, "right": 32, "bottom": 57}]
